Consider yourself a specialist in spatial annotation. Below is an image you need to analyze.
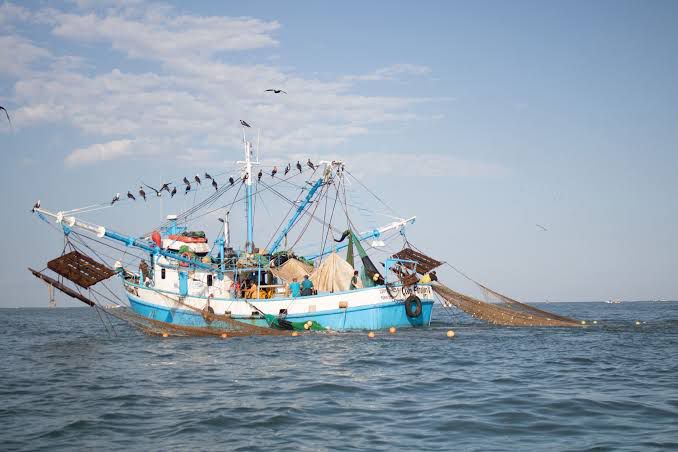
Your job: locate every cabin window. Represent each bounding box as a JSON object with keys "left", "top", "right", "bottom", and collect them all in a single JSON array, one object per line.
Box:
[
  {"left": 207, "top": 274, "right": 213, "bottom": 287},
  {"left": 161, "top": 268, "right": 166, "bottom": 279}
]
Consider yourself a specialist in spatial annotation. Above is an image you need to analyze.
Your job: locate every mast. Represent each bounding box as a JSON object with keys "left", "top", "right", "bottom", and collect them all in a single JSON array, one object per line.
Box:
[{"left": 238, "top": 128, "right": 258, "bottom": 253}]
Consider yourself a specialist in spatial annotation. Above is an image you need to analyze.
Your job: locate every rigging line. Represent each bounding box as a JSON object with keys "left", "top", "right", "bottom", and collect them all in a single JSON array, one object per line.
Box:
[
  {"left": 188, "top": 167, "right": 316, "bottom": 231},
  {"left": 70, "top": 230, "right": 147, "bottom": 263},
  {"left": 344, "top": 169, "right": 400, "bottom": 217},
  {"left": 319, "top": 181, "right": 341, "bottom": 258}
]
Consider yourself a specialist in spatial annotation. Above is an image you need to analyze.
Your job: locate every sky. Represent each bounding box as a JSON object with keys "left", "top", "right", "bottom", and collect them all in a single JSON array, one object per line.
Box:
[{"left": 1, "top": 0, "right": 677, "bottom": 307}]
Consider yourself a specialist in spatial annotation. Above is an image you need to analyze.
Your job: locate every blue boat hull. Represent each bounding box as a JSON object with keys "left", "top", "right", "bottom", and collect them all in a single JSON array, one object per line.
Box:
[{"left": 127, "top": 293, "right": 434, "bottom": 331}]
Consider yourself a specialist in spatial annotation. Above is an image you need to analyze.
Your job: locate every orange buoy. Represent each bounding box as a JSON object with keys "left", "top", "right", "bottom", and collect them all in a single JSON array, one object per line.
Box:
[
  {"left": 368, "top": 331, "right": 375, "bottom": 338},
  {"left": 162, "top": 333, "right": 169, "bottom": 338},
  {"left": 221, "top": 333, "right": 228, "bottom": 338},
  {"left": 446, "top": 330, "right": 455, "bottom": 338},
  {"left": 389, "top": 327, "right": 396, "bottom": 334},
  {"left": 291, "top": 331, "right": 299, "bottom": 337}
]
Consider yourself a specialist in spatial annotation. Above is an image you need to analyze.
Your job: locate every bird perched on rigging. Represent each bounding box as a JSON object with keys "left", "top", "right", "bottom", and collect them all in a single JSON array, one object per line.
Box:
[
  {"left": 257, "top": 169, "right": 263, "bottom": 182},
  {"left": 240, "top": 120, "right": 251, "bottom": 128},
  {"left": 184, "top": 183, "right": 191, "bottom": 194},
  {"left": 307, "top": 159, "right": 315, "bottom": 170},
  {"left": 296, "top": 161, "right": 302, "bottom": 173},
  {"left": 127, "top": 191, "right": 136, "bottom": 201},
  {"left": 32, "top": 200, "right": 41, "bottom": 212},
  {"left": 229, "top": 176, "right": 235, "bottom": 186},
  {"left": 111, "top": 193, "right": 120, "bottom": 205},
  {"left": 170, "top": 186, "right": 177, "bottom": 197},
  {"left": 271, "top": 166, "right": 277, "bottom": 178},
  {"left": 194, "top": 174, "right": 201, "bottom": 185},
  {"left": 0, "top": 105, "right": 12, "bottom": 130},
  {"left": 205, "top": 173, "right": 212, "bottom": 180},
  {"left": 284, "top": 163, "right": 290, "bottom": 175},
  {"left": 139, "top": 186, "right": 146, "bottom": 201},
  {"left": 264, "top": 89, "right": 287, "bottom": 94},
  {"left": 211, "top": 179, "right": 218, "bottom": 191},
  {"left": 183, "top": 176, "right": 190, "bottom": 186}
]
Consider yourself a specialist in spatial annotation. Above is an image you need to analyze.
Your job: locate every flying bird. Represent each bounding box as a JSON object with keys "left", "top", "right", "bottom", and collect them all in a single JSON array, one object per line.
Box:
[
  {"left": 211, "top": 179, "right": 218, "bottom": 191},
  {"left": 194, "top": 174, "right": 201, "bottom": 185},
  {"left": 160, "top": 183, "right": 171, "bottom": 193},
  {"left": 229, "top": 177, "right": 235, "bottom": 186},
  {"left": 240, "top": 120, "right": 251, "bottom": 128},
  {"left": 143, "top": 183, "right": 162, "bottom": 197},
  {"left": 0, "top": 106, "right": 12, "bottom": 130},
  {"left": 284, "top": 164, "right": 290, "bottom": 176},
  {"left": 111, "top": 193, "right": 120, "bottom": 205},
  {"left": 170, "top": 186, "right": 177, "bottom": 197},
  {"left": 307, "top": 159, "right": 315, "bottom": 170},
  {"left": 271, "top": 166, "right": 277, "bottom": 178},
  {"left": 32, "top": 200, "right": 41, "bottom": 212},
  {"left": 204, "top": 172, "right": 212, "bottom": 180},
  {"left": 139, "top": 186, "right": 146, "bottom": 201},
  {"left": 127, "top": 191, "right": 136, "bottom": 201},
  {"left": 536, "top": 224, "right": 548, "bottom": 232},
  {"left": 257, "top": 169, "right": 263, "bottom": 182},
  {"left": 296, "top": 161, "right": 302, "bottom": 173},
  {"left": 265, "top": 89, "right": 287, "bottom": 94}
]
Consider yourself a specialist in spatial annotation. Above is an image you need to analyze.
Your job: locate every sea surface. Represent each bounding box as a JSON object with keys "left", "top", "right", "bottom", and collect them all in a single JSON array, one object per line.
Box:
[{"left": 1, "top": 302, "right": 677, "bottom": 451}]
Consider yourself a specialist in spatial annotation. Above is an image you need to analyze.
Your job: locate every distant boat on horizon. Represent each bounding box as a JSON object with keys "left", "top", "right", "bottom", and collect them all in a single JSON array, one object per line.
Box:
[{"left": 606, "top": 299, "right": 622, "bottom": 304}]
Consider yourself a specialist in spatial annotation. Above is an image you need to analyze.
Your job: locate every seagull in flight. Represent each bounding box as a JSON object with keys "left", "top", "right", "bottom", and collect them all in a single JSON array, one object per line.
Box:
[
  {"left": 160, "top": 182, "right": 171, "bottom": 193},
  {"left": 127, "top": 191, "right": 136, "bottom": 201},
  {"left": 143, "top": 183, "right": 162, "bottom": 197},
  {"left": 0, "top": 106, "right": 12, "bottom": 130},
  {"left": 240, "top": 120, "right": 251, "bottom": 128},
  {"left": 536, "top": 224, "right": 548, "bottom": 232},
  {"left": 110, "top": 193, "right": 120, "bottom": 205},
  {"left": 265, "top": 89, "right": 287, "bottom": 94}
]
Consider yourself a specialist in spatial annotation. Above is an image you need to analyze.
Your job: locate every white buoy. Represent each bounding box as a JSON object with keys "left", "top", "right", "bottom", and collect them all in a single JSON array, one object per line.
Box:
[
  {"left": 635, "top": 321, "right": 641, "bottom": 325},
  {"left": 368, "top": 331, "right": 375, "bottom": 338},
  {"left": 447, "top": 330, "right": 455, "bottom": 338}
]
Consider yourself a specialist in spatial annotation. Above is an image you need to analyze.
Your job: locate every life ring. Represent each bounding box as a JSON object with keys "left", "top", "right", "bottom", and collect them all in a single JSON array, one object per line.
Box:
[
  {"left": 404, "top": 295, "right": 422, "bottom": 318},
  {"left": 179, "top": 252, "right": 191, "bottom": 267}
]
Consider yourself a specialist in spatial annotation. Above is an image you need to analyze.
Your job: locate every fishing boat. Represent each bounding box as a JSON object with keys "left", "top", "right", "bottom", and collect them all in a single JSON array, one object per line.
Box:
[{"left": 30, "top": 128, "right": 439, "bottom": 333}]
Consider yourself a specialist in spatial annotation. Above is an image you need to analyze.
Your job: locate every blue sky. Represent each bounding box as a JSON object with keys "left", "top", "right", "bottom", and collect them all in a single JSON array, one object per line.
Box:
[{"left": 1, "top": 0, "right": 677, "bottom": 307}]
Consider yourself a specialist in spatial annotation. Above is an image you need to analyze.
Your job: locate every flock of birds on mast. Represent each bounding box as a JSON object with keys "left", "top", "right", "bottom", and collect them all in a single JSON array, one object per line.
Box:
[{"left": 112, "top": 158, "right": 317, "bottom": 206}]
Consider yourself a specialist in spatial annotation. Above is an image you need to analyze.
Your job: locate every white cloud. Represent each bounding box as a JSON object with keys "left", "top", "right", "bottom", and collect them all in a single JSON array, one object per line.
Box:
[
  {"left": 343, "top": 64, "right": 432, "bottom": 82},
  {"left": 2, "top": 2, "right": 461, "bottom": 171},
  {"left": 65, "top": 139, "right": 134, "bottom": 166},
  {"left": 0, "top": 35, "right": 51, "bottom": 77}
]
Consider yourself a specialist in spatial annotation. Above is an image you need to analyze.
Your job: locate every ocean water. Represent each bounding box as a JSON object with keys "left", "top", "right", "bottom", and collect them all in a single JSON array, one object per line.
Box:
[{"left": 1, "top": 302, "right": 677, "bottom": 451}]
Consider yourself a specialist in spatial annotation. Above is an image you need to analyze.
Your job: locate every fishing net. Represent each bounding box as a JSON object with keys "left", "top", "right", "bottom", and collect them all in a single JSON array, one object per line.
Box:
[
  {"left": 433, "top": 283, "right": 580, "bottom": 327},
  {"left": 388, "top": 246, "right": 581, "bottom": 327}
]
